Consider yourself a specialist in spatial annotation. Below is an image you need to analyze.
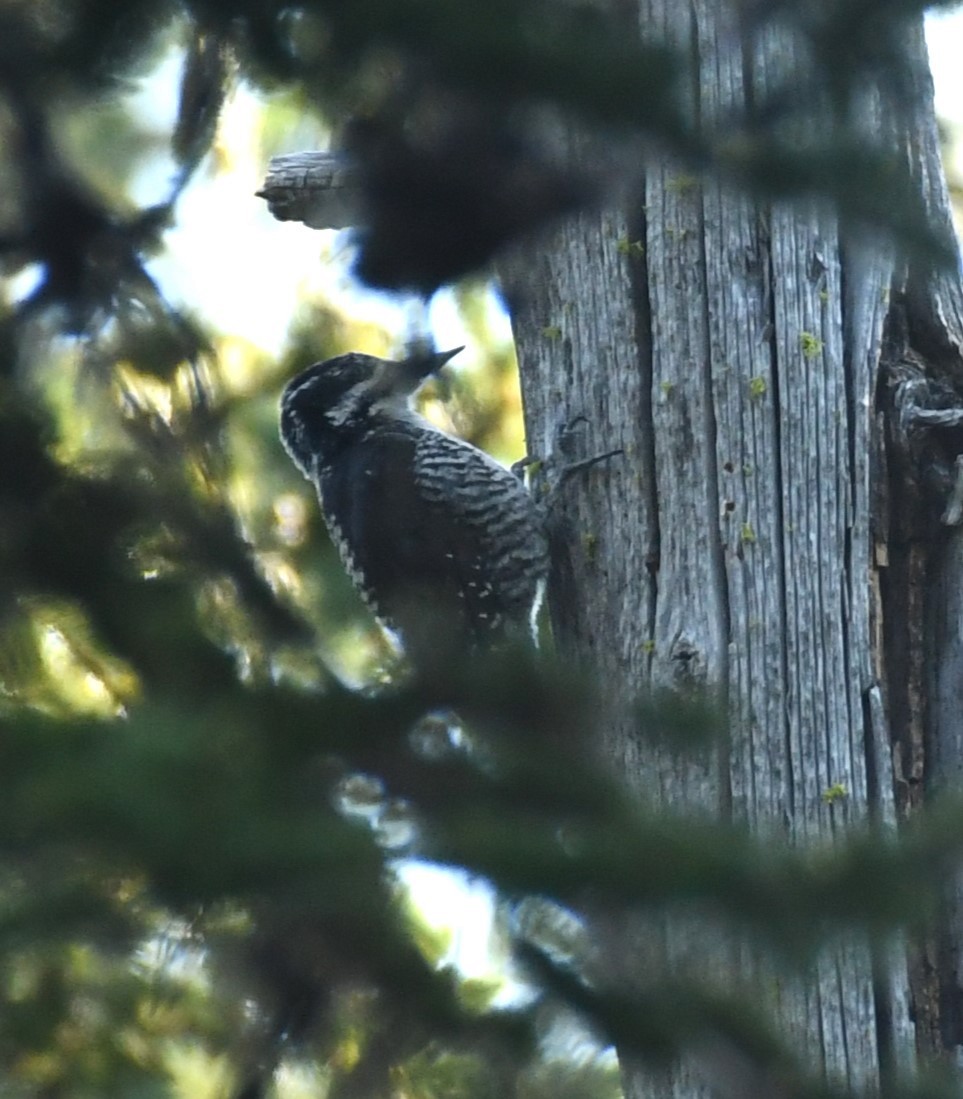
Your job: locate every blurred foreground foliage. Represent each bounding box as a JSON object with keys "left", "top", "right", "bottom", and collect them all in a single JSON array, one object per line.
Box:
[{"left": 2, "top": 1, "right": 963, "bottom": 1097}]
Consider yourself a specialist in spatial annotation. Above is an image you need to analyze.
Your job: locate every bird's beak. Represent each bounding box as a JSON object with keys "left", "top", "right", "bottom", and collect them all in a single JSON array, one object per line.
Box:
[
  {"left": 429, "top": 346, "right": 464, "bottom": 373},
  {"left": 396, "top": 345, "right": 464, "bottom": 390}
]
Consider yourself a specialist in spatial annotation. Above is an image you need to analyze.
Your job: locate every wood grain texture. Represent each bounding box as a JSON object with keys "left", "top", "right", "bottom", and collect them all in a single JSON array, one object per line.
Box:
[
  {"left": 257, "top": 150, "right": 358, "bottom": 230},
  {"left": 508, "top": 3, "right": 962, "bottom": 1095}
]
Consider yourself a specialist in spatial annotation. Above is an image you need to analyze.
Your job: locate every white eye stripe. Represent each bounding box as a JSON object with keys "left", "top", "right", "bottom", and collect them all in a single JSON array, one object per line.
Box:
[{"left": 326, "top": 382, "right": 371, "bottom": 427}]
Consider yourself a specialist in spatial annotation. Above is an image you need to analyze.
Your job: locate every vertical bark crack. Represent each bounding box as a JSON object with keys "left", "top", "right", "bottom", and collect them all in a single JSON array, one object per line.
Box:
[
  {"left": 626, "top": 194, "right": 660, "bottom": 654},
  {"left": 763, "top": 215, "right": 794, "bottom": 822}
]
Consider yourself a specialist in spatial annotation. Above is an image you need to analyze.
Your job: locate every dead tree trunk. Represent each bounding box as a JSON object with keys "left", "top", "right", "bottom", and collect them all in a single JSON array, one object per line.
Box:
[{"left": 509, "top": 2, "right": 963, "bottom": 1095}]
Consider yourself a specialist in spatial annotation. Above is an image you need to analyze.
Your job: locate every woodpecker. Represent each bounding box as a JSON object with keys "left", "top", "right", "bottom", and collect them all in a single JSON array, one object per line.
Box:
[{"left": 279, "top": 348, "right": 549, "bottom": 661}]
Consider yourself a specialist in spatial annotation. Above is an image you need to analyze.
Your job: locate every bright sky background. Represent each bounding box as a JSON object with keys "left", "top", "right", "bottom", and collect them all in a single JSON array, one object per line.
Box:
[
  {"left": 133, "top": 53, "right": 504, "bottom": 366},
  {"left": 926, "top": 4, "right": 963, "bottom": 130}
]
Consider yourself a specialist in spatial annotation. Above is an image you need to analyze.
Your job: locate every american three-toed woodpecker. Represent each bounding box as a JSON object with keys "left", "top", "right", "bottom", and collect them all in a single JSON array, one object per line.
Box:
[{"left": 279, "top": 348, "right": 548, "bottom": 657}]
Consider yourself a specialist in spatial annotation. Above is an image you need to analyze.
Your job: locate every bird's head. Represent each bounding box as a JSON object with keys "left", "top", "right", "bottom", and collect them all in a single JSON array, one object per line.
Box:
[{"left": 279, "top": 346, "right": 463, "bottom": 476}]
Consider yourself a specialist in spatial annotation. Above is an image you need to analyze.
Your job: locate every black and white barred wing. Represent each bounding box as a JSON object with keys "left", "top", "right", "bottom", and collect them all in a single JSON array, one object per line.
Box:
[
  {"left": 317, "top": 428, "right": 547, "bottom": 648},
  {"left": 412, "top": 431, "right": 548, "bottom": 638}
]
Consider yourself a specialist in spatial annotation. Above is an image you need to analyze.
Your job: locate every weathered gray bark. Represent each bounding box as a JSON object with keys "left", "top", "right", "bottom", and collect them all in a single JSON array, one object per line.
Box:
[
  {"left": 508, "top": 2, "right": 963, "bottom": 1096},
  {"left": 258, "top": 151, "right": 358, "bottom": 230}
]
